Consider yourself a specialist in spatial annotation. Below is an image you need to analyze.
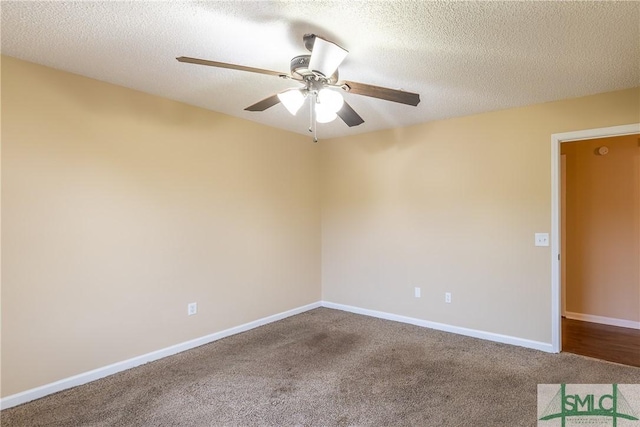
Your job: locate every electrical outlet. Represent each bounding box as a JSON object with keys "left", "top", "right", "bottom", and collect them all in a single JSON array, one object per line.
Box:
[
  {"left": 187, "top": 302, "right": 197, "bottom": 316},
  {"left": 414, "top": 287, "right": 421, "bottom": 298},
  {"left": 445, "top": 292, "right": 452, "bottom": 303}
]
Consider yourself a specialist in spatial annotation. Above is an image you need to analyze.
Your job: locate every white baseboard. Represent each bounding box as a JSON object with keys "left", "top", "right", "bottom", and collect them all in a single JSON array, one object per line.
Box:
[
  {"left": 1, "top": 300, "right": 558, "bottom": 410},
  {"left": 321, "top": 301, "right": 555, "bottom": 353},
  {"left": 564, "top": 311, "right": 640, "bottom": 330},
  {"left": 0, "top": 301, "right": 322, "bottom": 410}
]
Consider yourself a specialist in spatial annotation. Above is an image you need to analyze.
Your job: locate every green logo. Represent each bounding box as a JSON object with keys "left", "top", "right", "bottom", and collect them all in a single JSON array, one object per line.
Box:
[{"left": 539, "top": 384, "right": 639, "bottom": 427}]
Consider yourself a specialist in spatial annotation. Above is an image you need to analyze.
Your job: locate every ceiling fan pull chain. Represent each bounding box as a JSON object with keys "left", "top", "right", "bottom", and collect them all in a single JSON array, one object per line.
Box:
[
  {"left": 309, "top": 93, "right": 313, "bottom": 134},
  {"left": 313, "top": 92, "right": 318, "bottom": 143}
]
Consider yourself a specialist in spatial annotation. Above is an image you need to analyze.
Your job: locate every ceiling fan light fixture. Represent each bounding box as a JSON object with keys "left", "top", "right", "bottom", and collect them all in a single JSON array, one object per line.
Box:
[
  {"left": 277, "top": 89, "right": 306, "bottom": 115},
  {"left": 318, "top": 88, "right": 344, "bottom": 113},
  {"left": 308, "top": 37, "right": 348, "bottom": 78},
  {"left": 315, "top": 103, "right": 338, "bottom": 123},
  {"left": 178, "top": 33, "right": 420, "bottom": 139}
]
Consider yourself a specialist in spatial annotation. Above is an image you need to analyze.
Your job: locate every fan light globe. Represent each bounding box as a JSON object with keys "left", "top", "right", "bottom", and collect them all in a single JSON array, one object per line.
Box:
[
  {"left": 315, "top": 103, "right": 338, "bottom": 123},
  {"left": 318, "top": 88, "right": 344, "bottom": 113},
  {"left": 277, "top": 89, "right": 305, "bottom": 115},
  {"left": 308, "top": 37, "right": 348, "bottom": 78}
]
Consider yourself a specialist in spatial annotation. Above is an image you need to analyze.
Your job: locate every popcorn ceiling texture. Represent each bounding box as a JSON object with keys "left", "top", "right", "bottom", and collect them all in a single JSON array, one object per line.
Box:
[{"left": 2, "top": 1, "right": 638, "bottom": 138}]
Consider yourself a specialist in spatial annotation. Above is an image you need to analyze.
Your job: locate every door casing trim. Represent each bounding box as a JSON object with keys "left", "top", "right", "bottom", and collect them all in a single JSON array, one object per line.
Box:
[{"left": 550, "top": 123, "right": 640, "bottom": 352}]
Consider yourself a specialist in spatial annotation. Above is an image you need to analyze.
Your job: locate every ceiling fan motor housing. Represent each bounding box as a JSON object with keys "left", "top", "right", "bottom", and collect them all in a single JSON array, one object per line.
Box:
[{"left": 290, "top": 55, "right": 339, "bottom": 84}]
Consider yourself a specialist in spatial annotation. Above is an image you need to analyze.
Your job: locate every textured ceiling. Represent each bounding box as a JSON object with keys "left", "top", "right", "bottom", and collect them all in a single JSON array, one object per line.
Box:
[{"left": 2, "top": 1, "right": 639, "bottom": 139}]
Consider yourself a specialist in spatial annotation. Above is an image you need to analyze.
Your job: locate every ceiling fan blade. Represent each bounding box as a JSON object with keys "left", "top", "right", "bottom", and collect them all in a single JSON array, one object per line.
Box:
[
  {"left": 308, "top": 37, "right": 348, "bottom": 78},
  {"left": 337, "top": 101, "right": 364, "bottom": 127},
  {"left": 340, "top": 81, "right": 420, "bottom": 106},
  {"left": 244, "top": 94, "right": 281, "bottom": 112},
  {"left": 177, "top": 56, "right": 287, "bottom": 78}
]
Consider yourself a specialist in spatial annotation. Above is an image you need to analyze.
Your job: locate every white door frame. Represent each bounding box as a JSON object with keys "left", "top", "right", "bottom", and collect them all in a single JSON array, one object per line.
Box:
[{"left": 550, "top": 123, "right": 640, "bottom": 353}]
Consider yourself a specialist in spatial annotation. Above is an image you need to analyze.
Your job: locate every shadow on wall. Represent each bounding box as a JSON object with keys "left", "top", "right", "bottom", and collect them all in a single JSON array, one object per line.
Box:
[
  {"left": 15, "top": 58, "right": 229, "bottom": 130},
  {"left": 331, "top": 125, "right": 428, "bottom": 154}
]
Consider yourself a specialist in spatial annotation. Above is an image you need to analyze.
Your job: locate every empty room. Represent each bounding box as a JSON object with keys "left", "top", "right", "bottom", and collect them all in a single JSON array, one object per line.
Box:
[{"left": 2, "top": 2, "right": 639, "bottom": 426}]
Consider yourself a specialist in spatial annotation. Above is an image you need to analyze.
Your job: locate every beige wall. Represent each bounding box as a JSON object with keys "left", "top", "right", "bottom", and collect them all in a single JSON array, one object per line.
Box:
[
  {"left": 562, "top": 135, "right": 640, "bottom": 321},
  {"left": 2, "top": 54, "right": 639, "bottom": 399},
  {"left": 321, "top": 87, "right": 640, "bottom": 343},
  {"left": 1, "top": 56, "right": 321, "bottom": 397}
]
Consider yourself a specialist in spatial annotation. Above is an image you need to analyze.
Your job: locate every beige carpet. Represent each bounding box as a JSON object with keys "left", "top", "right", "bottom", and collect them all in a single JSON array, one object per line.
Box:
[{"left": 2, "top": 308, "right": 639, "bottom": 426}]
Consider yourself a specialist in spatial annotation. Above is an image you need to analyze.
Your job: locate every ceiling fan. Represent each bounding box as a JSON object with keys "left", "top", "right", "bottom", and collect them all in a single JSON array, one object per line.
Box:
[{"left": 177, "top": 34, "right": 420, "bottom": 141}]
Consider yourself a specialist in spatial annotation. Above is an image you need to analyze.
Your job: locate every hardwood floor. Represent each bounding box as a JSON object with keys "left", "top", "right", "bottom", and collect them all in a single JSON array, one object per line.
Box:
[{"left": 562, "top": 317, "right": 640, "bottom": 367}]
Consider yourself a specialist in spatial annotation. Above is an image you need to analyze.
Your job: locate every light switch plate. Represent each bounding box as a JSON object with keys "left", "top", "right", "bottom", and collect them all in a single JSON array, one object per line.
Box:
[{"left": 535, "top": 233, "right": 549, "bottom": 247}]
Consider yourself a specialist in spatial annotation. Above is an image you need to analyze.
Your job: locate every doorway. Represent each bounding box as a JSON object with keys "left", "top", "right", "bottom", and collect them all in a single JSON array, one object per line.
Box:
[
  {"left": 560, "top": 134, "right": 640, "bottom": 366},
  {"left": 550, "top": 123, "right": 640, "bottom": 355}
]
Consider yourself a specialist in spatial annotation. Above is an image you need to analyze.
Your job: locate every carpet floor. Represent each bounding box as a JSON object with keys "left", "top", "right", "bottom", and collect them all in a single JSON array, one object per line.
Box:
[{"left": 2, "top": 307, "right": 639, "bottom": 426}]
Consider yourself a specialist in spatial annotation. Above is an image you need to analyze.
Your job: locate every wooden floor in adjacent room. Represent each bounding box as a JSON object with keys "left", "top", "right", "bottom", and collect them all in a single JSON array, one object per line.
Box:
[{"left": 562, "top": 317, "right": 640, "bottom": 367}]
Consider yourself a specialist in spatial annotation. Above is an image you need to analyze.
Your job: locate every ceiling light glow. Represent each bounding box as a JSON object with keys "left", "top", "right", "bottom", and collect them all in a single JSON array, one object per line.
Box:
[
  {"left": 277, "top": 89, "right": 305, "bottom": 115},
  {"left": 315, "top": 102, "right": 338, "bottom": 123},
  {"left": 318, "top": 88, "right": 344, "bottom": 113}
]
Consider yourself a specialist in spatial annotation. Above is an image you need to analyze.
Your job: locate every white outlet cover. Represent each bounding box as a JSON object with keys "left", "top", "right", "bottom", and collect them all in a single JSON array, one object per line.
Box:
[
  {"left": 535, "top": 233, "right": 550, "bottom": 247},
  {"left": 188, "top": 302, "right": 197, "bottom": 316},
  {"left": 414, "top": 287, "right": 421, "bottom": 298}
]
